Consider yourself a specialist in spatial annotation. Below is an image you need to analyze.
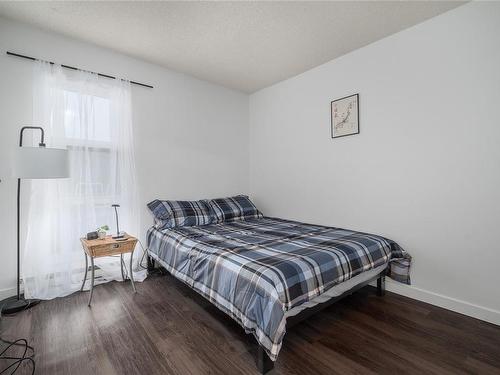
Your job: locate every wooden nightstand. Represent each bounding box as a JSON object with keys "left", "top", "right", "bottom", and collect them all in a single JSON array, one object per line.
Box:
[{"left": 80, "top": 233, "right": 138, "bottom": 306}]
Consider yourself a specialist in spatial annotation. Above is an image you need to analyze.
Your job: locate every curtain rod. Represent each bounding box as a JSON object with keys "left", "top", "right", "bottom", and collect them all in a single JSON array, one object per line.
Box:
[{"left": 6, "top": 51, "right": 154, "bottom": 89}]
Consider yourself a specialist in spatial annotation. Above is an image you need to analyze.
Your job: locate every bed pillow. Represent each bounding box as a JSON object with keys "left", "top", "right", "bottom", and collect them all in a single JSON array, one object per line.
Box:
[
  {"left": 205, "top": 195, "right": 263, "bottom": 223},
  {"left": 147, "top": 199, "right": 213, "bottom": 229}
]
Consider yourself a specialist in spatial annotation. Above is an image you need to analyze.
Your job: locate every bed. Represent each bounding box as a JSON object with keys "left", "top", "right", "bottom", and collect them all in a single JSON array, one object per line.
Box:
[{"left": 146, "top": 202, "right": 411, "bottom": 374}]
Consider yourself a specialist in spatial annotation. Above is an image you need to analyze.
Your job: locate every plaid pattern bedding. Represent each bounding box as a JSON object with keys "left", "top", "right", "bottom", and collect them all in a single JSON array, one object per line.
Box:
[
  {"left": 147, "top": 199, "right": 213, "bottom": 229},
  {"left": 147, "top": 217, "right": 410, "bottom": 361},
  {"left": 205, "top": 195, "right": 263, "bottom": 223}
]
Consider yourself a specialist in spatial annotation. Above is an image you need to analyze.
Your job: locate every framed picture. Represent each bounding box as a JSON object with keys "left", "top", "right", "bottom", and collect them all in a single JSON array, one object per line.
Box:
[{"left": 331, "top": 93, "right": 359, "bottom": 138}]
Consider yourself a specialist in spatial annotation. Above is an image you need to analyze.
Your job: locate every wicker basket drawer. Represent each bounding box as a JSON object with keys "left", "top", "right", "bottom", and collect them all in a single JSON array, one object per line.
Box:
[{"left": 81, "top": 235, "right": 137, "bottom": 258}]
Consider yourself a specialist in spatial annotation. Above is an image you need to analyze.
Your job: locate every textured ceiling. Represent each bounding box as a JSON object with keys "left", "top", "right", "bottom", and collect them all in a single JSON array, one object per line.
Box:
[{"left": 0, "top": 1, "right": 465, "bottom": 93}]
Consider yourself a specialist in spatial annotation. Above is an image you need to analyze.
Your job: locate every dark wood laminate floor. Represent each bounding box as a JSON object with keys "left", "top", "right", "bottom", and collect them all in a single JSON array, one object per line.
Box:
[{"left": 2, "top": 273, "right": 500, "bottom": 375}]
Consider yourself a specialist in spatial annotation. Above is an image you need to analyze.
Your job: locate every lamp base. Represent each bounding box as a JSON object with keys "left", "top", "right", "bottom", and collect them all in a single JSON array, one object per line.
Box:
[
  {"left": 112, "top": 231, "right": 125, "bottom": 240},
  {"left": 0, "top": 295, "right": 40, "bottom": 315}
]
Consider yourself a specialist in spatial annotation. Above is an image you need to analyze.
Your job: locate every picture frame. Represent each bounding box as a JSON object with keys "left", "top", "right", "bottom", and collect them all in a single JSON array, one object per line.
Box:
[{"left": 331, "top": 93, "right": 359, "bottom": 139}]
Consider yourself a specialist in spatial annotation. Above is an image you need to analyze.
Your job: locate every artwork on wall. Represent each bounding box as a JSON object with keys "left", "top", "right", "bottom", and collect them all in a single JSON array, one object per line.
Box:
[{"left": 331, "top": 93, "right": 359, "bottom": 138}]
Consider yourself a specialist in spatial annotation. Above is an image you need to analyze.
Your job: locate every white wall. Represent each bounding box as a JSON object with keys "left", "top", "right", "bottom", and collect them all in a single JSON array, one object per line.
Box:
[
  {"left": 0, "top": 18, "right": 249, "bottom": 298},
  {"left": 249, "top": 2, "right": 500, "bottom": 325},
  {"left": 1, "top": 2, "right": 499, "bottom": 326}
]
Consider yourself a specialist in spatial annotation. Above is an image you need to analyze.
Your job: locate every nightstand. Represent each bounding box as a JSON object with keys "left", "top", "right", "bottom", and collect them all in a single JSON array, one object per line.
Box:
[{"left": 80, "top": 233, "right": 138, "bottom": 306}]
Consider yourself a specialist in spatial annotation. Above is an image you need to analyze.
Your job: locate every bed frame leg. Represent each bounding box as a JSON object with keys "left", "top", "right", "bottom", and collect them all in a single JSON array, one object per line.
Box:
[
  {"left": 377, "top": 275, "right": 385, "bottom": 296},
  {"left": 256, "top": 345, "right": 274, "bottom": 374},
  {"left": 147, "top": 255, "right": 155, "bottom": 272}
]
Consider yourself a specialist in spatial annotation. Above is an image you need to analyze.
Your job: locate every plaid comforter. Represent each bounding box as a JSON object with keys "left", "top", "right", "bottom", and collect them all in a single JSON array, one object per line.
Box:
[{"left": 147, "top": 217, "right": 410, "bottom": 361}]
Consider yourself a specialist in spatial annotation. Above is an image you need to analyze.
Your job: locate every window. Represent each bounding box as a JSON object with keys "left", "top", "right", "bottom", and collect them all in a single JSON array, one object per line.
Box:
[{"left": 62, "top": 90, "right": 116, "bottom": 230}]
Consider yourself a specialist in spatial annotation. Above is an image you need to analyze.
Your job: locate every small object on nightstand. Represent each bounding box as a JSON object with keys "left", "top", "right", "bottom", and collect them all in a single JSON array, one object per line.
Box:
[
  {"left": 111, "top": 204, "right": 124, "bottom": 239},
  {"left": 97, "top": 225, "right": 109, "bottom": 239},
  {"left": 80, "top": 233, "right": 138, "bottom": 306},
  {"left": 86, "top": 231, "right": 98, "bottom": 240}
]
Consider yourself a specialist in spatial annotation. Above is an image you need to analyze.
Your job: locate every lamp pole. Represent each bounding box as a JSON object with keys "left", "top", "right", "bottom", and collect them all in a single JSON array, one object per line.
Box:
[{"left": 1, "top": 127, "right": 45, "bottom": 314}]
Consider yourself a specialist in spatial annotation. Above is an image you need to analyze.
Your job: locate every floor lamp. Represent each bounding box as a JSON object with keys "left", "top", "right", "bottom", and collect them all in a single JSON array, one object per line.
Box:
[{"left": 0, "top": 126, "right": 69, "bottom": 314}]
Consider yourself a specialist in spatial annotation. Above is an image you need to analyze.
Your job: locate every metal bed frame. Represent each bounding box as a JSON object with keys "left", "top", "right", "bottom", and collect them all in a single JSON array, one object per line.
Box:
[{"left": 147, "top": 255, "right": 386, "bottom": 374}]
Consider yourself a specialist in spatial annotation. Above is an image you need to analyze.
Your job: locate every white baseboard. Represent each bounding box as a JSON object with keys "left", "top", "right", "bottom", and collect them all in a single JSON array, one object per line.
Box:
[{"left": 383, "top": 279, "right": 500, "bottom": 326}]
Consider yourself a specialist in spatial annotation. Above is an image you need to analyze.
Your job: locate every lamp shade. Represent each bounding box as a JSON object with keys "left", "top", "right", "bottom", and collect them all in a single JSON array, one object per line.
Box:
[{"left": 16, "top": 146, "right": 69, "bottom": 179}]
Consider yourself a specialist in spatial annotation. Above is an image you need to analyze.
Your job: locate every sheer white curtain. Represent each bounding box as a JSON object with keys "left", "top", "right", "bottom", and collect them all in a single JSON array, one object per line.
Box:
[{"left": 23, "top": 61, "right": 146, "bottom": 300}]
